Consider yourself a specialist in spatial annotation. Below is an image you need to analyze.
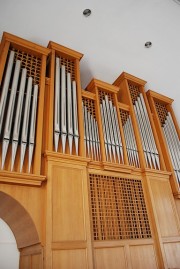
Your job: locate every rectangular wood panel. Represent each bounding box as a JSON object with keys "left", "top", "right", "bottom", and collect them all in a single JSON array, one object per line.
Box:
[
  {"left": 150, "top": 178, "right": 179, "bottom": 237},
  {"left": 52, "top": 249, "right": 88, "bottom": 269},
  {"left": 164, "top": 242, "right": 180, "bottom": 268},
  {"left": 52, "top": 165, "right": 86, "bottom": 241},
  {"left": 31, "top": 254, "right": 42, "bottom": 269},
  {"left": 94, "top": 247, "right": 127, "bottom": 269},
  {"left": 130, "top": 245, "right": 158, "bottom": 269}
]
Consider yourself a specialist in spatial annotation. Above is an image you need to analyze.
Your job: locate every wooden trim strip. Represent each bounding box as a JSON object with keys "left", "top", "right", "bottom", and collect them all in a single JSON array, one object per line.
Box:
[
  {"left": 52, "top": 241, "right": 87, "bottom": 250},
  {"left": 93, "top": 238, "right": 154, "bottom": 248},
  {"left": 0, "top": 171, "right": 46, "bottom": 186}
]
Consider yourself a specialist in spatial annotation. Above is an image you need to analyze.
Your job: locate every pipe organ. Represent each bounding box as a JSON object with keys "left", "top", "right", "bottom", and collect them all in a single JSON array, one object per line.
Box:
[
  {"left": 147, "top": 90, "right": 180, "bottom": 194},
  {"left": 0, "top": 32, "right": 180, "bottom": 269},
  {"left": 0, "top": 34, "right": 49, "bottom": 174}
]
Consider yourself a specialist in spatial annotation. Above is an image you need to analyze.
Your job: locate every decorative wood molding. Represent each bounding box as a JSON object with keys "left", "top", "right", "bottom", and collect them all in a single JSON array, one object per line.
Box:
[{"left": 0, "top": 170, "right": 46, "bottom": 186}]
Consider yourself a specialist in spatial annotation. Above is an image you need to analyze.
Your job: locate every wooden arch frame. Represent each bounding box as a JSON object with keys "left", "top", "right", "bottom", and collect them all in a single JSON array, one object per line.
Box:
[{"left": 0, "top": 191, "right": 40, "bottom": 249}]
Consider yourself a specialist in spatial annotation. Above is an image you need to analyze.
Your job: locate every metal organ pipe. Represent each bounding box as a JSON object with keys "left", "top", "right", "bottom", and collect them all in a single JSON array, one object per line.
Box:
[
  {"left": 54, "top": 57, "right": 60, "bottom": 152},
  {"left": 132, "top": 90, "right": 160, "bottom": 170},
  {"left": 54, "top": 57, "right": 79, "bottom": 155},
  {"left": 0, "top": 50, "right": 39, "bottom": 172},
  {"left": 162, "top": 112, "right": 180, "bottom": 182},
  {"left": 20, "top": 77, "right": 33, "bottom": 172},
  {"left": 82, "top": 101, "right": 101, "bottom": 161},
  {"left": 0, "top": 50, "right": 15, "bottom": 136},
  {"left": 2, "top": 59, "right": 21, "bottom": 169},
  {"left": 11, "top": 68, "right": 27, "bottom": 171},
  {"left": 28, "top": 84, "right": 39, "bottom": 172},
  {"left": 99, "top": 94, "right": 124, "bottom": 164},
  {"left": 60, "top": 65, "right": 67, "bottom": 154}
]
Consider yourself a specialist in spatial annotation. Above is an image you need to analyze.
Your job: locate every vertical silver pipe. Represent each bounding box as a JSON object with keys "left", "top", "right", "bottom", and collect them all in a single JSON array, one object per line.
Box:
[
  {"left": 28, "top": 84, "right": 38, "bottom": 173},
  {"left": 109, "top": 101, "right": 121, "bottom": 163},
  {"left": 100, "top": 104, "right": 109, "bottom": 161},
  {"left": 163, "top": 123, "right": 180, "bottom": 182},
  {"left": 167, "top": 113, "right": 180, "bottom": 161},
  {"left": 93, "top": 118, "right": 99, "bottom": 161},
  {"left": 102, "top": 100, "right": 112, "bottom": 161},
  {"left": 2, "top": 60, "right": 21, "bottom": 169},
  {"left": 84, "top": 106, "right": 90, "bottom": 157},
  {"left": 123, "top": 119, "right": 132, "bottom": 165},
  {"left": 20, "top": 77, "right": 33, "bottom": 172},
  {"left": 72, "top": 81, "right": 79, "bottom": 155},
  {"left": 112, "top": 106, "right": 124, "bottom": 163},
  {"left": 60, "top": 65, "right": 67, "bottom": 154},
  {"left": 11, "top": 68, "right": 27, "bottom": 171},
  {"left": 126, "top": 118, "right": 136, "bottom": 166},
  {"left": 54, "top": 57, "right": 61, "bottom": 152},
  {"left": 82, "top": 103, "right": 87, "bottom": 156},
  {"left": 0, "top": 50, "right": 15, "bottom": 136},
  {"left": 87, "top": 111, "right": 94, "bottom": 159},
  {"left": 163, "top": 118, "right": 180, "bottom": 173},
  {"left": 135, "top": 98, "right": 156, "bottom": 167},
  {"left": 138, "top": 94, "right": 160, "bottom": 169},
  {"left": 133, "top": 100, "right": 152, "bottom": 168},
  {"left": 67, "top": 72, "right": 73, "bottom": 154},
  {"left": 129, "top": 117, "right": 140, "bottom": 167},
  {"left": 104, "top": 96, "right": 116, "bottom": 162},
  {"left": 95, "top": 119, "right": 101, "bottom": 161},
  {"left": 91, "top": 114, "right": 97, "bottom": 160}
]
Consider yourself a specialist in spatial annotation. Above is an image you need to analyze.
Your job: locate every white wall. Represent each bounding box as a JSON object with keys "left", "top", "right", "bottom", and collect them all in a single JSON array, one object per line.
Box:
[
  {"left": 0, "top": 0, "right": 179, "bottom": 122},
  {"left": 0, "top": 219, "right": 19, "bottom": 269}
]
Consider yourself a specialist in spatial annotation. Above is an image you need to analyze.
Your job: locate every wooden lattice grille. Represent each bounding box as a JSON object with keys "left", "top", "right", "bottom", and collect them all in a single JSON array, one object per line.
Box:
[
  {"left": 155, "top": 101, "right": 168, "bottom": 126},
  {"left": 82, "top": 97, "right": 96, "bottom": 118},
  {"left": 128, "top": 83, "right": 140, "bottom": 104},
  {"left": 57, "top": 54, "right": 75, "bottom": 81},
  {"left": 98, "top": 89, "right": 114, "bottom": 105},
  {"left": 120, "top": 109, "right": 129, "bottom": 126},
  {"left": 12, "top": 48, "right": 41, "bottom": 85},
  {"left": 89, "top": 174, "right": 151, "bottom": 240}
]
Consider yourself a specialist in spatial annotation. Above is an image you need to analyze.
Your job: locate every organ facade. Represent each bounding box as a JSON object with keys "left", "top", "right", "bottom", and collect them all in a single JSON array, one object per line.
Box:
[{"left": 0, "top": 32, "right": 180, "bottom": 269}]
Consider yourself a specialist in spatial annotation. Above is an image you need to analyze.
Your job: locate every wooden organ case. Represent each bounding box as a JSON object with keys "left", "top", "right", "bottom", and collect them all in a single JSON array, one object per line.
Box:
[{"left": 0, "top": 32, "right": 179, "bottom": 269}]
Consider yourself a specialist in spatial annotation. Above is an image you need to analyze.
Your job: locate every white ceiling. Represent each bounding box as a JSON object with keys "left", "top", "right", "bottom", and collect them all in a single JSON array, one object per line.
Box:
[{"left": 0, "top": 0, "right": 180, "bottom": 122}]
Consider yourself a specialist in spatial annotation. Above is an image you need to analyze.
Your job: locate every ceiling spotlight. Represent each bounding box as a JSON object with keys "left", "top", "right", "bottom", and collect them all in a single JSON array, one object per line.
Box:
[
  {"left": 145, "top": 41, "right": 152, "bottom": 48},
  {"left": 83, "top": 9, "right": 91, "bottom": 17}
]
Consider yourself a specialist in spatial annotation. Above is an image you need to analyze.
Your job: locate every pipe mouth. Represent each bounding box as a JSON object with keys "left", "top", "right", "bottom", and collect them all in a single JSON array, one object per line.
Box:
[{"left": 83, "top": 9, "right": 91, "bottom": 17}]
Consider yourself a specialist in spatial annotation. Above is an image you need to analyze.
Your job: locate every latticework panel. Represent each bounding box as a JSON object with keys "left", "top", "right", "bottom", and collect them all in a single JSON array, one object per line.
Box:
[
  {"left": 82, "top": 97, "right": 96, "bottom": 118},
  {"left": 155, "top": 101, "right": 168, "bottom": 126},
  {"left": 12, "top": 48, "right": 41, "bottom": 85},
  {"left": 98, "top": 89, "right": 114, "bottom": 104},
  {"left": 128, "top": 83, "right": 140, "bottom": 104},
  {"left": 89, "top": 174, "right": 151, "bottom": 240},
  {"left": 57, "top": 54, "right": 75, "bottom": 81},
  {"left": 120, "top": 110, "right": 129, "bottom": 126}
]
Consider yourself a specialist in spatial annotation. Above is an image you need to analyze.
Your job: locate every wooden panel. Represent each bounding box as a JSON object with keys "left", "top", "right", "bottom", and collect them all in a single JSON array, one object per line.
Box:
[
  {"left": 0, "top": 184, "right": 44, "bottom": 243},
  {"left": 19, "top": 255, "right": 31, "bottom": 269},
  {"left": 31, "top": 254, "right": 42, "bottom": 269},
  {"left": 52, "top": 165, "right": 86, "bottom": 241},
  {"left": 94, "top": 247, "right": 127, "bottom": 269},
  {"left": 150, "top": 178, "right": 180, "bottom": 237},
  {"left": 130, "top": 244, "right": 158, "bottom": 269},
  {"left": 52, "top": 249, "right": 87, "bottom": 269},
  {"left": 175, "top": 199, "right": 180, "bottom": 220},
  {"left": 164, "top": 242, "right": 180, "bottom": 268}
]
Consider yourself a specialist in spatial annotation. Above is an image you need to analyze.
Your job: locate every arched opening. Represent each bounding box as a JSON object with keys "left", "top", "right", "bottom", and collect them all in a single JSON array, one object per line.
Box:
[
  {"left": 0, "top": 191, "right": 42, "bottom": 268},
  {"left": 0, "top": 218, "right": 19, "bottom": 269}
]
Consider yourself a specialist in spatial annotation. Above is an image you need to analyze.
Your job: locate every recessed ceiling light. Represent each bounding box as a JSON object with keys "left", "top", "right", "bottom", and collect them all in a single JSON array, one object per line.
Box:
[
  {"left": 83, "top": 9, "right": 91, "bottom": 17},
  {"left": 145, "top": 41, "right": 152, "bottom": 48}
]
